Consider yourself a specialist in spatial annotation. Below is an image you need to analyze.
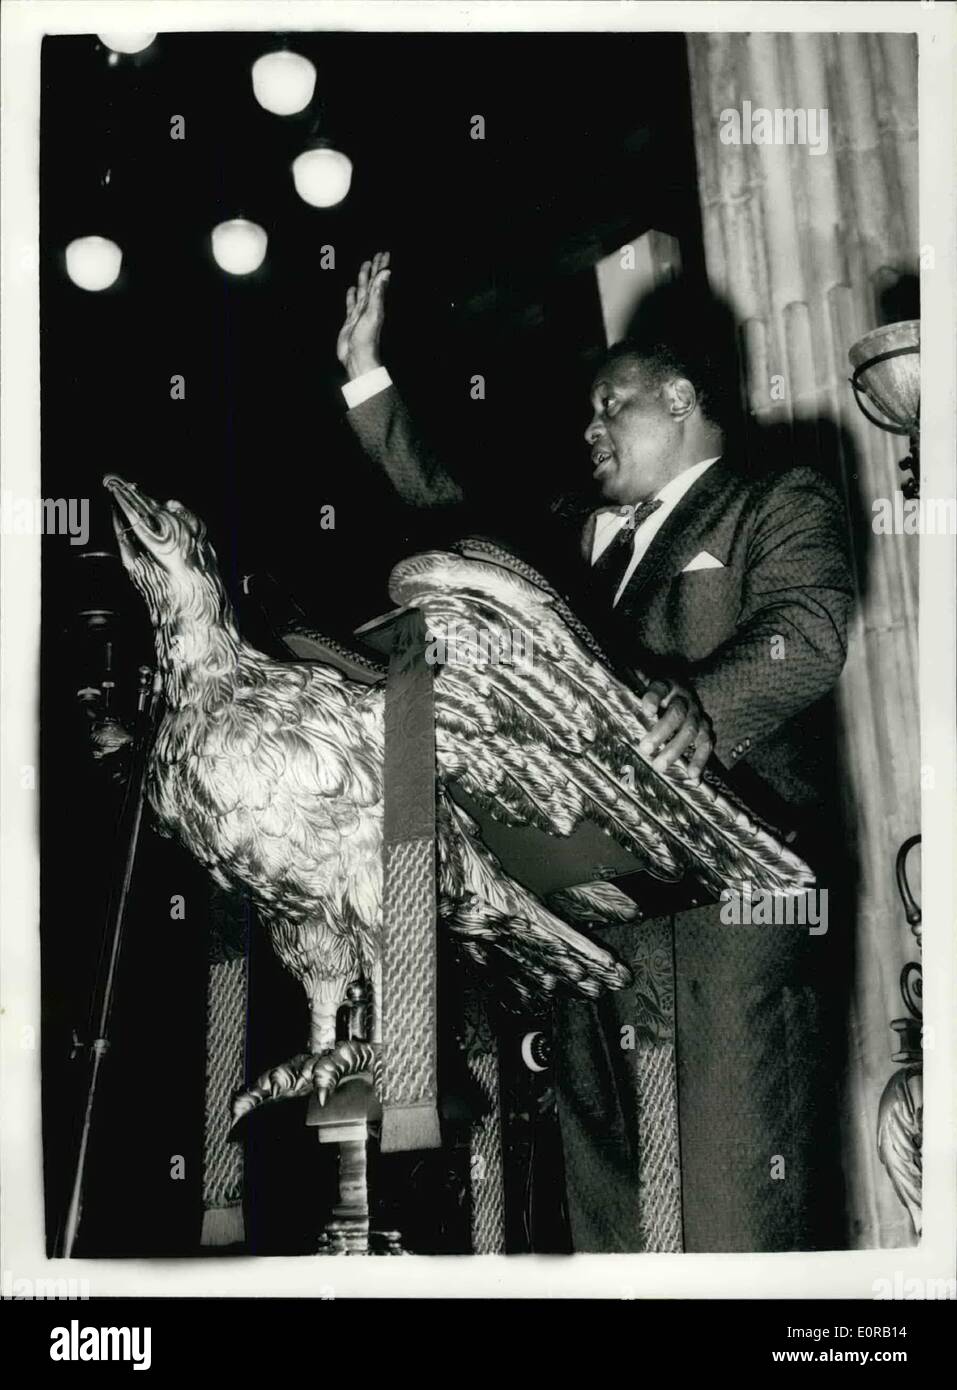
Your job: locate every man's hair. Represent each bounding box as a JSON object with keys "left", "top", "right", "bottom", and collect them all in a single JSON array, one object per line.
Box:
[{"left": 594, "top": 283, "right": 740, "bottom": 433}]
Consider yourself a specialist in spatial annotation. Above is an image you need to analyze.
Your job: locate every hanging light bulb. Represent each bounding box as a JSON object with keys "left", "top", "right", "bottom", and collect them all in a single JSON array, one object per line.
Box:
[
  {"left": 210, "top": 219, "right": 268, "bottom": 276},
  {"left": 292, "top": 146, "right": 353, "bottom": 208},
  {"left": 97, "top": 34, "right": 156, "bottom": 55},
  {"left": 252, "top": 51, "right": 317, "bottom": 116},
  {"left": 65, "top": 236, "right": 123, "bottom": 292}
]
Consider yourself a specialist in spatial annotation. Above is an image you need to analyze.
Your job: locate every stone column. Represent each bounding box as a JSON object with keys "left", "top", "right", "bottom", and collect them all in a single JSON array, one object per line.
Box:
[{"left": 688, "top": 31, "right": 919, "bottom": 1248}]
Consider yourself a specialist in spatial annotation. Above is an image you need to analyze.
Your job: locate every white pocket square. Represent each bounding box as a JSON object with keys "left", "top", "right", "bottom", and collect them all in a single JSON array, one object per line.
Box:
[{"left": 682, "top": 551, "right": 725, "bottom": 572}]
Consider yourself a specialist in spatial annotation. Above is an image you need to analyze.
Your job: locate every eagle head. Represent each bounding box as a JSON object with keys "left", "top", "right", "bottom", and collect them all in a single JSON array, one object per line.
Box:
[{"left": 104, "top": 474, "right": 234, "bottom": 644}]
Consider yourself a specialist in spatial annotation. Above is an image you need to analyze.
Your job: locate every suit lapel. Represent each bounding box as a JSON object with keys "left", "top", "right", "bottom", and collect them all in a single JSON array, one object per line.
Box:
[{"left": 616, "top": 459, "right": 738, "bottom": 613}]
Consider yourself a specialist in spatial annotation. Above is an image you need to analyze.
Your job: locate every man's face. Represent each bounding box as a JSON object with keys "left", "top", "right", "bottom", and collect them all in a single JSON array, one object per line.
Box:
[{"left": 585, "top": 356, "right": 677, "bottom": 504}]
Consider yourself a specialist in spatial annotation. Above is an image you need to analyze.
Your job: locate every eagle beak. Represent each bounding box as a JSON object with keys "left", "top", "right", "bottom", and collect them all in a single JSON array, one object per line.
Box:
[{"left": 104, "top": 474, "right": 171, "bottom": 557}]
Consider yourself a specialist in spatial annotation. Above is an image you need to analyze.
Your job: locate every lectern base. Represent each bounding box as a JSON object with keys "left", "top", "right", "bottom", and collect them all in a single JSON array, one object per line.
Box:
[{"left": 306, "top": 1075, "right": 407, "bottom": 1255}]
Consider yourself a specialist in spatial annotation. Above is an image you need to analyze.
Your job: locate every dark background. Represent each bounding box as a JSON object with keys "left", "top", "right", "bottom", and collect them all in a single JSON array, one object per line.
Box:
[
  {"left": 39, "top": 30, "right": 705, "bottom": 1255},
  {"left": 41, "top": 29, "right": 704, "bottom": 621}
]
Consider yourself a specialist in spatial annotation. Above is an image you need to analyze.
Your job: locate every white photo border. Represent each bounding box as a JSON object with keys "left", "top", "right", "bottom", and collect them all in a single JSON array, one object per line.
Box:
[{"left": 2, "top": 0, "right": 954, "bottom": 1300}]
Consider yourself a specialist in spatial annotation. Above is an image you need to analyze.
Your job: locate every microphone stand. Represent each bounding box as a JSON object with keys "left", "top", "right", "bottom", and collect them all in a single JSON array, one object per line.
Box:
[{"left": 56, "top": 664, "right": 162, "bottom": 1258}]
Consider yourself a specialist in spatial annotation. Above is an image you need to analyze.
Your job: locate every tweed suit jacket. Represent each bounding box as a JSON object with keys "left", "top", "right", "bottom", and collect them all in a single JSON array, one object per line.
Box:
[{"left": 582, "top": 457, "right": 854, "bottom": 811}]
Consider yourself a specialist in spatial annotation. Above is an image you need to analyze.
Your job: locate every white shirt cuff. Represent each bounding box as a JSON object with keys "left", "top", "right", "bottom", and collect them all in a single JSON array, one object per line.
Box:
[{"left": 342, "top": 366, "right": 393, "bottom": 410}]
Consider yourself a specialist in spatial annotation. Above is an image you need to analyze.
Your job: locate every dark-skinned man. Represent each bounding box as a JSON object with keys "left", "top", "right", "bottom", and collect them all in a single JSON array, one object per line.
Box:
[{"left": 337, "top": 251, "right": 854, "bottom": 1253}]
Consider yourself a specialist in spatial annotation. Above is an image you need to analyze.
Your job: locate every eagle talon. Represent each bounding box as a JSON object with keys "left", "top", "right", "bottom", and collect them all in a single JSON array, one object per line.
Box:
[{"left": 231, "top": 1040, "right": 381, "bottom": 1121}]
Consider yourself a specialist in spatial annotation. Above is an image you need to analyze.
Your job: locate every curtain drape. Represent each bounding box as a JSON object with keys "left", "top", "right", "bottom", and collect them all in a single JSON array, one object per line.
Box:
[{"left": 686, "top": 31, "right": 920, "bottom": 1249}]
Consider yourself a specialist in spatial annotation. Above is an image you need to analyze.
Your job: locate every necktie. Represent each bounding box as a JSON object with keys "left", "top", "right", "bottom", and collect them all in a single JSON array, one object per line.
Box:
[{"left": 591, "top": 499, "right": 663, "bottom": 599}]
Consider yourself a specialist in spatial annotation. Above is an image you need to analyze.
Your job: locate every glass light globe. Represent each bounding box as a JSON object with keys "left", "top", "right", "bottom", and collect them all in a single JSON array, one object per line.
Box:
[
  {"left": 210, "top": 219, "right": 268, "bottom": 276},
  {"left": 97, "top": 34, "right": 156, "bottom": 55},
  {"left": 65, "top": 236, "right": 123, "bottom": 292},
  {"left": 252, "top": 52, "right": 316, "bottom": 116},
  {"left": 292, "top": 148, "right": 353, "bottom": 208}
]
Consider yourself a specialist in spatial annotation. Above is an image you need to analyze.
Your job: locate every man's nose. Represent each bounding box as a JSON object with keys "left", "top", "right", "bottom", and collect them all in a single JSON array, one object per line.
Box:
[{"left": 585, "top": 416, "right": 605, "bottom": 445}]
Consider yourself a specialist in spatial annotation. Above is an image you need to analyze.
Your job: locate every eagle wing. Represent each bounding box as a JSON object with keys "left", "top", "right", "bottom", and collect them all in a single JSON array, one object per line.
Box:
[{"left": 389, "top": 547, "right": 813, "bottom": 900}]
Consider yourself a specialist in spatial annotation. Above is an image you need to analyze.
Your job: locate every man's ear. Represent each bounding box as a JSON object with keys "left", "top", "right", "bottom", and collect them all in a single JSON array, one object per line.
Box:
[{"left": 665, "top": 376, "right": 697, "bottom": 422}]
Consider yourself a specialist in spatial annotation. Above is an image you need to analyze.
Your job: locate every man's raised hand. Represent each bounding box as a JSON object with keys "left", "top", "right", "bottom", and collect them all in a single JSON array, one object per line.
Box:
[{"left": 337, "top": 250, "right": 391, "bottom": 380}]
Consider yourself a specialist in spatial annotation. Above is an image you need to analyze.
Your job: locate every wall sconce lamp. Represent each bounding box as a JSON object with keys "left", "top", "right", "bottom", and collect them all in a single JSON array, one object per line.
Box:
[
  {"left": 848, "top": 320, "right": 921, "bottom": 499},
  {"left": 292, "top": 142, "right": 353, "bottom": 209},
  {"left": 65, "top": 235, "right": 123, "bottom": 292},
  {"left": 97, "top": 34, "right": 157, "bottom": 56},
  {"left": 252, "top": 50, "right": 317, "bottom": 116},
  {"left": 210, "top": 219, "right": 269, "bottom": 276}
]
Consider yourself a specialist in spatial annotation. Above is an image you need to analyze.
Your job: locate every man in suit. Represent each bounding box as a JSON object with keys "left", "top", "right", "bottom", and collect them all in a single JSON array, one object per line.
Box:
[{"left": 337, "top": 252, "right": 854, "bottom": 1252}]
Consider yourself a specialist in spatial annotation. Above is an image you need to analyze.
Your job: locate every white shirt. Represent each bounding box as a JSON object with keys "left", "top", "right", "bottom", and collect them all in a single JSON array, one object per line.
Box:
[
  {"left": 591, "top": 457, "right": 721, "bottom": 606},
  {"left": 342, "top": 365, "right": 393, "bottom": 410}
]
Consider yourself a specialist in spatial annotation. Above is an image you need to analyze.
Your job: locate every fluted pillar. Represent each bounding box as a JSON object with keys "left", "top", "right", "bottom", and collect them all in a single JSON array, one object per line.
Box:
[{"left": 688, "top": 32, "right": 919, "bottom": 1248}]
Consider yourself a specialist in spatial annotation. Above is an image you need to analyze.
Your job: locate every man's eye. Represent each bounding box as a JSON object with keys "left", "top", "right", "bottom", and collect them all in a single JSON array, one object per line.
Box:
[{"left": 603, "top": 396, "right": 617, "bottom": 413}]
